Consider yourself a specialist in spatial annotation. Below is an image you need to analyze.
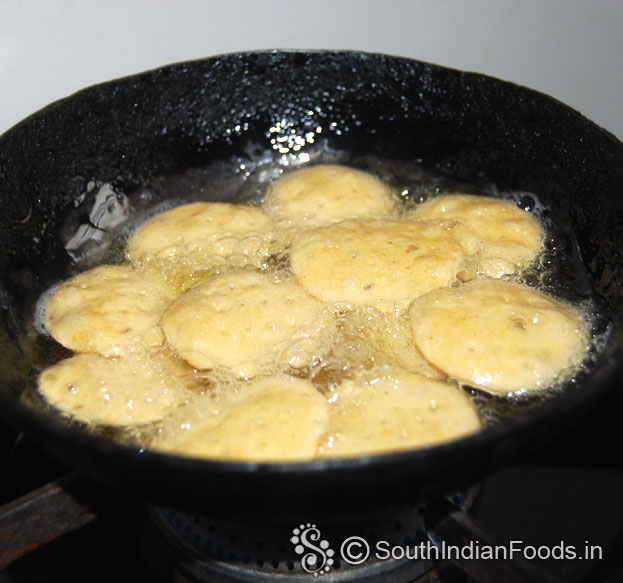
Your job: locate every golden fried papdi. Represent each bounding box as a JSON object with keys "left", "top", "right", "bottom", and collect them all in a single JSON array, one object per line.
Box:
[
  {"left": 409, "top": 194, "right": 543, "bottom": 276},
  {"left": 38, "top": 352, "right": 195, "bottom": 426},
  {"left": 153, "top": 375, "right": 329, "bottom": 461},
  {"left": 45, "top": 264, "right": 172, "bottom": 358},
  {"left": 161, "top": 271, "right": 324, "bottom": 377},
  {"left": 409, "top": 279, "right": 588, "bottom": 393},
  {"left": 263, "top": 164, "right": 398, "bottom": 228},
  {"left": 290, "top": 219, "right": 464, "bottom": 311},
  {"left": 318, "top": 373, "right": 480, "bottom": 457},
  {"left": 126, "top": 201, "right": 280, "bottom": 267}
]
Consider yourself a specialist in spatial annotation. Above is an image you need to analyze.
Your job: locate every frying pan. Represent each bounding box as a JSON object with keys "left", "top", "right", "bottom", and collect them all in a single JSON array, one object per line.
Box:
[{"left": 1, "top": 51, "right": 622, "bottom": 521}]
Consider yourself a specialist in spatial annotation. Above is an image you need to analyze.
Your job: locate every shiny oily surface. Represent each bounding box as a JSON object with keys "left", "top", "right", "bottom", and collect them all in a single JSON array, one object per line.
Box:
[
  {"left": 32, "top": 159, "right": 597, "bottom": 462},
  {"left": 38, "top": 350, "right": 197, "bottom": 426},
  {"left": 410, "top": 279, "right": 589, "bottom": 393},
  {"left": 126, "top": 201, "right": 279, "bottom": 265},
  {"left": 44, "top": 264, "right": 174, "bottom": 358}
]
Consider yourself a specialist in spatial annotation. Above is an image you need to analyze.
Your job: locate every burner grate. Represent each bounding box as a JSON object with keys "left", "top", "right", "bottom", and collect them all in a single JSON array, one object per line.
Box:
[{"left": 149, "top": 491, "right": 476, "bottom": 583}]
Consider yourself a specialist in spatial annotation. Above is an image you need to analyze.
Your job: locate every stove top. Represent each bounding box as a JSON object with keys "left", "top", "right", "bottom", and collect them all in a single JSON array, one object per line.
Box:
[{"left": 2, "top": 383, "right": 623, "bottom": 583}]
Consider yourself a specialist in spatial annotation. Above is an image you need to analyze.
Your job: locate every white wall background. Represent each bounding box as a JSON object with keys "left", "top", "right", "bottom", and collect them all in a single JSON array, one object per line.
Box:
[{"left": 1, "top": 0, "right": 622, "bottom": 140}]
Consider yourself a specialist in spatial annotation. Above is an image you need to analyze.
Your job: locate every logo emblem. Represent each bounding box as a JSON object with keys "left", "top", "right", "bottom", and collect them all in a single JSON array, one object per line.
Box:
[{"left": 291, "top": 523, "right": 335, "bottom": 577}]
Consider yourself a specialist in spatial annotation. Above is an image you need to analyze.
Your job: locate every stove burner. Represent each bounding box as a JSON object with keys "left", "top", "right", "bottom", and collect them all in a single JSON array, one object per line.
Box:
[{"left": 147, "top": 490, "right": 477, "bottom": 582}]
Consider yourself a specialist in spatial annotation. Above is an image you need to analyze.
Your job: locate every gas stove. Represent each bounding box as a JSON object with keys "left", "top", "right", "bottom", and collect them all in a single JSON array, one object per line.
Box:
[{"left": 2, "top": 384, "right": 623, "bottom": 583}]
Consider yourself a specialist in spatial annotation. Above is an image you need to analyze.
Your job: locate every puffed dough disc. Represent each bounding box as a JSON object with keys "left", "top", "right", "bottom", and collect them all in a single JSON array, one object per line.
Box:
[
  {"left": 153, "top": 375, "right": 329, "bottom": 461},
  {"left": 45, "top": 264, "right": 172, "bottom": 358},
  {"left": 126, "top": 201, "right": 280, "bottom": 267},
  {"left": 161, "top": 271, "right": 324, "bottom": 376},
  {"left": 409, "top": 279, "right": 588, "bottom": 393},
  {"left": 263, "top": 164, "right": 398, "bottom": 228},
  {"left": 290, "top": 219, "right": 464, "bottom": 311},
  {"left": 318, "top": 373, "right": 480, "bottom": 457},
  {"left": 38, "top": 352, "right": 195, "bottom": 426},
  {"left": 409, "top": 194, "right": 543, "bottom": 276}
]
